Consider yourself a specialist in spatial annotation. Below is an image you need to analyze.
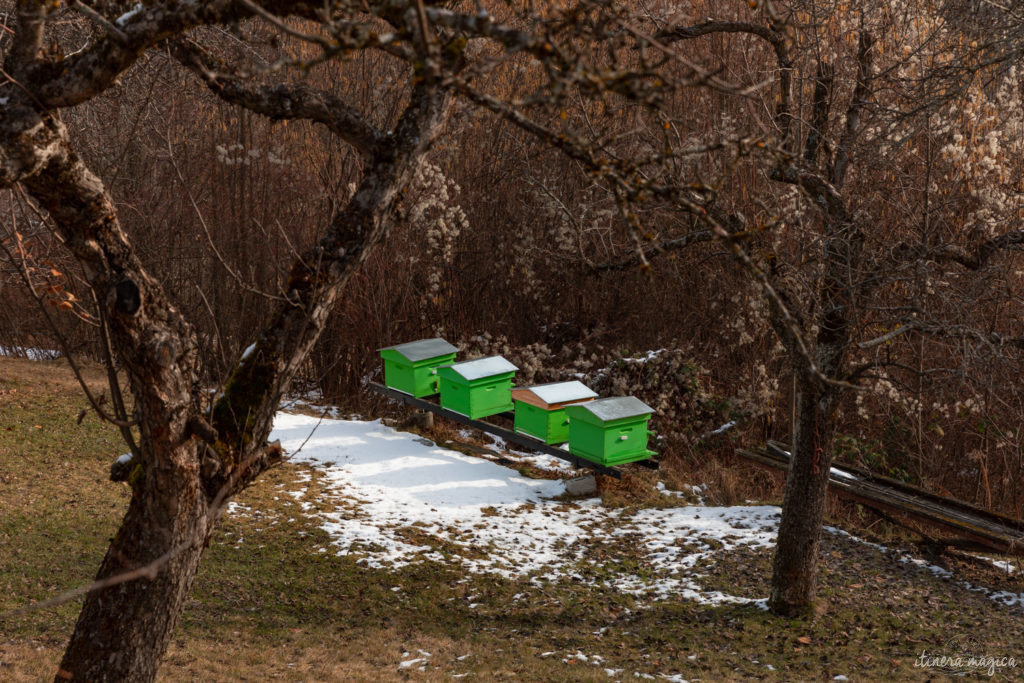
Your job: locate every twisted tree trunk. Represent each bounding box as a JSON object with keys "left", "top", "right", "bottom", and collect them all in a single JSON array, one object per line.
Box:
[
  {"left": 56, "top": 445, "right": 210, "bottom": 681},
  {"left": 0, "top": 1, "right": 455, "bottom": 672},
  {"left": 44, "top": 79, "right": 450, "bottom": 681}
]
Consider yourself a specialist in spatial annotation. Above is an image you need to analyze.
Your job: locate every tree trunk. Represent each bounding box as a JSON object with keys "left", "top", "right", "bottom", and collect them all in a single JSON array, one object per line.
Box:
[
  {"left": 56, "top": 440, "right": 211, "bottom": 682},
  {"left": 768, "top": 375, "right": 835, "bottom": 616},
  {"left": 44, "top": 78, "right": 451, "bottom": 680},
  {"left": 7, "top": 111, "right": 216, "bottom": 681}
]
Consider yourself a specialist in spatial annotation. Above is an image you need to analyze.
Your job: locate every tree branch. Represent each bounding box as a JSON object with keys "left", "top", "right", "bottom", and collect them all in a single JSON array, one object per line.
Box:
[
  {"left": 591, "top": 230, "right": 714, "bottom": 272},
  {"left": 804, "top": 61, "right": 833, "bottom": 166},
  {"left": 207, "top": 79, "right": 452, "bottom": 497},
  {"left": 0, "top": 222, "right": 139, "bottom": 430},
  {"left": 857, "top": 323, "right": 916, "bottom": 349},
  {"left": 25, "top": 0, "right": 323, "bottom": 108},
  {"left": 934, "top": 230, "right": 1024, "bottom": 270},
  {"left": 771, "top": 165, "right": 851, "bottom": 224},
  {"left": 68, "top": 0, "right": 129, "bottom": 44},
  {"left": 831, "top": 31, "right": 874, "bottom": 189},
  {"left": 656, "top": 19, "right": 794, "bottom": 143},
  {"left": 173, "top": 39, "right": 385, "bottom": 158},
  {"left": 6, "top": 0, "right": 47, "bottom": 77}
]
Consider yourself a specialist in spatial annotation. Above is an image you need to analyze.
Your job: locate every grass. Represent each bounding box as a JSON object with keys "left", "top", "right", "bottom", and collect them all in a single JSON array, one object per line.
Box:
[{"left": 2, "top": 356, "right": 1024, "bottom": 680}]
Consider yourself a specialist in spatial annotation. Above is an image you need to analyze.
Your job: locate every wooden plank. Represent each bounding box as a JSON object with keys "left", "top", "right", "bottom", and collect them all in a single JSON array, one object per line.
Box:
[
  {"left": 766, "top": 440, "right": 1024, "bottom": 534},
  {"left": 736, "top": 446, "right": 1024, "bottom": 556},
  {"left": 510, "top": 388, "right": 548, "bottom": 409},
  {"left": 369, "top": 382, "right": 629, "bottom": 478}
]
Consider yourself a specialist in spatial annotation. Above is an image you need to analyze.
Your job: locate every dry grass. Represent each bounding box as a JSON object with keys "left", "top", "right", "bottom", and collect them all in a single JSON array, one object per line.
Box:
[
  {"left": 3, "top": 357, "right": 1024, "bottom": 682},
  {"left": 161, "top": 629, "right": 465, "bottom": 681},
  {"left": 0, "top": 641, "right": 59, "bottom": 682}
]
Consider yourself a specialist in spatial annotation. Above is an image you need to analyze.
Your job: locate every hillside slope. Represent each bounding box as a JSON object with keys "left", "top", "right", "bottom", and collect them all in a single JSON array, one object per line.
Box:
[{"left": 2, "top": 357, "right": 1022, "bottom": 680}]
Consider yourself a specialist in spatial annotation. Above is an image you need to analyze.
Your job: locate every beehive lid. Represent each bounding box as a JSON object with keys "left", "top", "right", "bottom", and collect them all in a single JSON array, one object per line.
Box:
[
  {"left": 379, "top": 337, "right": 457, "bottom": 362},
  {"left": 575, "top": 396, "right": 654, "bottom": 422},
  {"left": 514, "top": 381, "right": 597, "bottom": 407},
  {"left": 446, "top": 356, "right": 518, "bottom": 380}
]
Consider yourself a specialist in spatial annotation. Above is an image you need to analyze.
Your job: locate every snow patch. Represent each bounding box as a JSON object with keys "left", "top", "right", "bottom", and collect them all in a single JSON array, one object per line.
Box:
[
  {"left": 270, "top": 413, "right": 777, "bottom": 605},
  {"left": 486, "top": 434, "right": 577, "bottom": 473},
  {"left": 115, "top": 3, "right": 144, "bottom": 26},
  {"left": 621, "top": 349, "right": 666, "bottom": 364},
  {"left": 0, "top": 346, "right": 61, "bottom": 360},
  {"left": 825, "top": 526, "right": 1024, "bottom": 608}
]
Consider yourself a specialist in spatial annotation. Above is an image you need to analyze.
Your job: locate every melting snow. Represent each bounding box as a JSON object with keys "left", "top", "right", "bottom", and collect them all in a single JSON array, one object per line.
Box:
[
  {"left": 398, "top": 657, "right": 426, "bottom": 669},
  {"left": 485, "top": 434, "right": 576, "bottom": 473},
  {"left": 977, "top": 556, "right": 1020, "bottom": 575},
  {"left": 260, "top": 412, "right": 1022, "bottom": 612},
  {"left": 226, "top": 501, "right": 252, "bottom": 516},
  {"left": 269, "top": 413, "right": 779, "bottom": 605},
  {"left": 825, "top": 526, "right": 1024, "bottom": 608},
  {"left": 621, "top": 349, "right": 666, "bottom": 364},
  {"left": 115, "top": 2, "right": 144, "bottom": 26},
  {"left": 0, "top": 346, "right": 61, "bottom": 360}
]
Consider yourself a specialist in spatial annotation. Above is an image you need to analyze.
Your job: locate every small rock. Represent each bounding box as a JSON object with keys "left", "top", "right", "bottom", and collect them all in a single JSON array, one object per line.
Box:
[
  {"left": 411, "top": 411, "right": 434, "bottom": 429},
  {"left": 565, "top": 474, "right": 597, "bottom": 496}
]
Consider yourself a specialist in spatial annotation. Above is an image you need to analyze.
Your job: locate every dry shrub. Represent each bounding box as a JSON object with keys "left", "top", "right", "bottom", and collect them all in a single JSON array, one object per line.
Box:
[
  {"left": 456, "top": 338, "right": 728, "bottom": 442},
  {"left": 596, "top": 469, "right": 664, "bottom": 508}
]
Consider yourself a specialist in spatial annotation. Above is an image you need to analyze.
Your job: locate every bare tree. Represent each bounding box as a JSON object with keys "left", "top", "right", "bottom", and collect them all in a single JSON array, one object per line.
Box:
[
  {"left": 480, "top": 0, "right": 1024, "bottom": 616},
  {"left": 4, "top": 1, "right": 1024, "bottom": 677},
  {"left": 0, "top": 1, "right": 463, "bottom": 678},
  {"left": 607, "top": 0, "right": 1024, "bottom": 614},
  {"left": 1, "top": 0, "right": 745, "bottom": 677}
]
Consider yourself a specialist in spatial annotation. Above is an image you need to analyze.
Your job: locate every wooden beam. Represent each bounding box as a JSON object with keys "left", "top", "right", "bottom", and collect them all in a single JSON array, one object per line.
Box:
[
  {"left": 736, "top": 446, "right": 1024, "bottom": 557},
  {"left": 369, "top": 382, "right": 636, "bottom": 478}
]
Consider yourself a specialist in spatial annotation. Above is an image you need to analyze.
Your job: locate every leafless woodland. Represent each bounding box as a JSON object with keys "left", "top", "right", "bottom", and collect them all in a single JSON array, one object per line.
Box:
[{"left": 1, "top": 0, "right": 1024, "bottom": 679}]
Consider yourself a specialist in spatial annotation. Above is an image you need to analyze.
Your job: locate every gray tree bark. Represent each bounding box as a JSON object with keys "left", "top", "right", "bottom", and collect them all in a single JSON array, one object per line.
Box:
[
  {"left": 49, "top": 80, "right": 450, "bottom": 679},
  {"left": 0, "top": 2, "right": 455, "bottom": 677},
  {"left": 768, "top": 377, "right": 835, "bottom": 615}
]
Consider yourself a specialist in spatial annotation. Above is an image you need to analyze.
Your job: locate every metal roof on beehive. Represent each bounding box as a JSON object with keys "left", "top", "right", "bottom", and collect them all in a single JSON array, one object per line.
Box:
[
  {"left": 446, "top": 356, "right": 518, "bottom": 380},
  {"left": 379, "top": 337, "right": 457, "bottom": 362},
  {"left": 519, "top": 381, "right": 597, "bottom": 405},
  {"left": 575, "top": 396, "right": 654, "bottom": 421}
]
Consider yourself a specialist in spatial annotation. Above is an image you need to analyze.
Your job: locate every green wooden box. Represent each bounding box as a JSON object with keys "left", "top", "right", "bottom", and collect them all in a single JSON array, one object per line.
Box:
[
  {"left": 565, "top": 396, "right": 656, "bottom": 465},
  {"left": 437, "top": 356, "right": 518, "bottom": 419},
  {"left": 512, "top": 381, "right": 598, "bottom": 444},
  {"left": 379, "top": 337, "right": 458, "bottom": 398}
]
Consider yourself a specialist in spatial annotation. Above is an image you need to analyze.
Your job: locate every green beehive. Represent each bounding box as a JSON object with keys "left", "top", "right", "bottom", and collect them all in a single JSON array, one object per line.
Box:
[
  {"left": 511, "top": 381, "right": 598, "bottom": 445},
  {"left": 379, "top": 337, "right": 458, "bottom": 398},
  {"left": 437, "top": 356, "right": 518, "bottom": 419},
  {"left": 565, "top": 396, "right": 656, "bottom": 465}
]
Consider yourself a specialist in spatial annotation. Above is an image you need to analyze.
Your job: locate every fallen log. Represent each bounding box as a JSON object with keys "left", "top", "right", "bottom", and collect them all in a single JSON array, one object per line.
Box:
[{"left": 736, "top": 443, "right": 1024, "bottom": 557}]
